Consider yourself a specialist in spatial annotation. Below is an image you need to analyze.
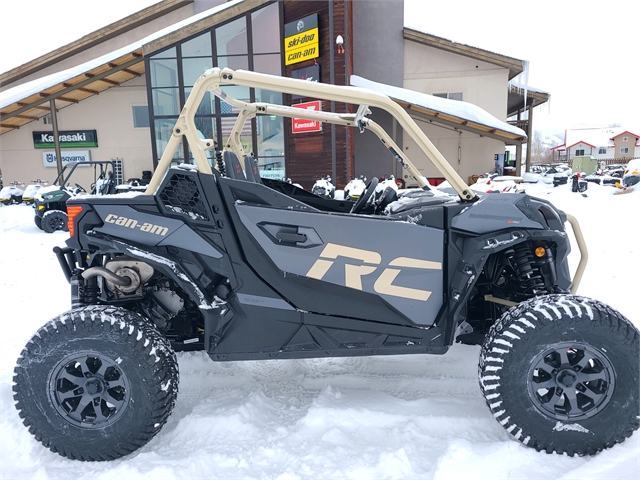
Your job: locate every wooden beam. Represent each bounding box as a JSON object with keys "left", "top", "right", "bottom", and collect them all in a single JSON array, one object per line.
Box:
[
  {"left": 1, "top": 55, "right": 142, "bottom": 124},
  {"left": 63, "top": 83, "right": 99, "bottom": 95},
  {"left": 0, "top": 124, "right": 20, "bottom": 129},
  {"left": 17, "top": 103, "right": 50, "bottom": 111},
  {"left": 15, "top": 114, "right": 39, "bottom": 121}
]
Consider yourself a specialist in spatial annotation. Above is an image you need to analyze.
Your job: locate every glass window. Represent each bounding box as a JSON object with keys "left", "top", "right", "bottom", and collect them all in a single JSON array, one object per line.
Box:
[
  {"left": 216, "top": 18, "right": 248, "bottom": 56},
  {"left": 132, "top": 106, "right": 150, "bottom": 128},
  {"left": 448, "top": 92, "right": 463, "bottom": 101},
  {"left": 182, "top": 57, "right": 214, "bottom": 87},
  {"left": 255, "top": 89, "right": 282, "bottom": 104},
  {"left": 254, "top": 54, "right": 281, "bottom": 75},
  {"left": 150, "top": 59, "right": 179, "bottom": 87},
  {"left": 219, "top": 86, "right": 251, "bottom": 112},
  {"left": 621, "top": 147, "right": 629, "bottom": 154},
  {"left": 575, "top": 149, "right": 585, "bottom": 156},
  {"left": 598, "top": 148, "right": 606, "bottom": 154},
  {"left": 155, "top": 118, "right": 183, "bottom": 162},
  {"left": 152, "top": 88, "right": 180, "bottom": 116},
  {"left": 252, "top": 4, "right": 280, "bottom": 54},
  {"left": 182, "top": 32, "right": 212, "bottom": 57},
  {"left": 186, "top": 88, "right": 216, "bottom": 115},
  {"left": 257, "top": 116, "right": 284, "bottom": 157},
  {"left": 189, "top": 117, "right": 217, "bottom": 164},
  {"left": 218, "top": 55, "right": 249, "bottom": 71},
  {"left": 150, "top": 47, "right": 176, "bottom": 59}
]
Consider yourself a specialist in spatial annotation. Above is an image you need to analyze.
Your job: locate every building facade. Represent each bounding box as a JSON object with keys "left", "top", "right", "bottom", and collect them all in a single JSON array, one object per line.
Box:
[{"left": 1, "top": 0, "right": 529, "bottom": 190}]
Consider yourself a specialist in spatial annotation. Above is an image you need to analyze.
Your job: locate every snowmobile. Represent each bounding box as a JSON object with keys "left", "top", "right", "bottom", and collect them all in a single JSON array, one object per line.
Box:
[
  {"left": 21, "top": 179, "right": 48, "bottom": 205},
  {"left": 33, "top": 161, "right": 118, "bottom": 232},
  {"left": 13, "top": 68, "right": 639, "bottom": 462},
  {"left": 0, "top": 181, "right": 25, "bottom": 205},
  {"left": 311, "top": 175, "right": 335, "bottom": 198},
  {"left": 344, "top": 175, "right": 367, "bottom": 200}
]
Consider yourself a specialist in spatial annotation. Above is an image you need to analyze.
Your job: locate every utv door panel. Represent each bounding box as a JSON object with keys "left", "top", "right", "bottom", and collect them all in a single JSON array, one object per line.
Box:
[{"left": 235, "top": 204, "right": 444, "bottom": 325}]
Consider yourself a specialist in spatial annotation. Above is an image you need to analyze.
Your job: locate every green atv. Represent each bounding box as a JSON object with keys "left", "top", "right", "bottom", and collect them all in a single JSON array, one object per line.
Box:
[{"left": 33, "top": 161, "right": 118, "bottom": 233}]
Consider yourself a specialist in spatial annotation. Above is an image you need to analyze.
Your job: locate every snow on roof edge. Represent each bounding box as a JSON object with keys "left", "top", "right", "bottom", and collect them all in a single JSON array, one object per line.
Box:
[
  {"left": 0, "top": 0, "right": 243, "bottom": 109},
  {"left": 350, "top": 75, "right": 526, "bottom": 138}
]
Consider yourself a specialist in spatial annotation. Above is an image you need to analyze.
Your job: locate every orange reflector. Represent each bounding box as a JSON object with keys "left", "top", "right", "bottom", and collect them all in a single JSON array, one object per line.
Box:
[
  {"left": 535, "top": 246, "right": 546, "bottom": 258},
  {"left": 67, "top": 205, "right": 83, "bottom": 236}
]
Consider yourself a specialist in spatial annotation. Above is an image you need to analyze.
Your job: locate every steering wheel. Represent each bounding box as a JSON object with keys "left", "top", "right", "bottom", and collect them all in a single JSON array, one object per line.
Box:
[
  {"left": 75, "top": 183, "right": 86, "bottom": 193},
  {"left": 350, "top": 177, "right": 378, "bottom": 214}
]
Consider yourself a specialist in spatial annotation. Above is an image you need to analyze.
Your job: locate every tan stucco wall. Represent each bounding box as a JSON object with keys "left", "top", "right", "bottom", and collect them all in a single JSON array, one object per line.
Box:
[
  {"left": 402, "top": 119, "right": 504, "bottom": 184},
  {"left": 613, "top": 135, "right": 638, "bottom": 159},
  {"left": 402, "top": 40, "right": 510, "bottom": 183},
  {"left": 0, "top": 76, "right": 152, "bottom": 188}
]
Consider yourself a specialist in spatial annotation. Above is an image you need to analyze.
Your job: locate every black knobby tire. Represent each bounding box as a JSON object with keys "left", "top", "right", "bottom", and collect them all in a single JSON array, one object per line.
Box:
[
  {"left": 42, "top": 209, "right": 68, "bottom": 233},
  {"left": 13, "top": 306, "right": 179, "bottom": 461},
  {"left": 34, "top": 215, "right": 43, "bottom": 230},
  {"left": 479, "top": 294, "right": 639, "bottom": 456}
]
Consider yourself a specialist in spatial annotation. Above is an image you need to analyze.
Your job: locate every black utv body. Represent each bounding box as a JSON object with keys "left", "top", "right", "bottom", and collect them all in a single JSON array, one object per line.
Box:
[{"left": 13, "top": 68, "right": 638, "bottom": 462}]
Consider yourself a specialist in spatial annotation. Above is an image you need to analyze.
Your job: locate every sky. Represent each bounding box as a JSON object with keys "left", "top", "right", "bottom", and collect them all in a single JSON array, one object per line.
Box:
[{"left": 1, "top": 0, "right": 639, "bottom": 137}]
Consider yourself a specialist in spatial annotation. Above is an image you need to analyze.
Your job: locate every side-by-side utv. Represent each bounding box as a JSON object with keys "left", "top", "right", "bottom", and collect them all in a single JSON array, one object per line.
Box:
[{"left": 13, "top": 68, "right": 638, "bottom": 461}]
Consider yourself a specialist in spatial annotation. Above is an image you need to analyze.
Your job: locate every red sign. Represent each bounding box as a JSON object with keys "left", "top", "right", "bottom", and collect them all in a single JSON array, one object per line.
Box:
[{"left": 292, "top": 100, "right": 322, "bottom": 133}]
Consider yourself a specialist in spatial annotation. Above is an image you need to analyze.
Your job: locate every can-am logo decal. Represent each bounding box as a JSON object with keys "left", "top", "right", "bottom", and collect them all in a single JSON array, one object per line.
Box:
[
  {"left": 306, "top": 243, "right": 441, "bottom": 301},
  {"left": 105, "top": 214, "right": 169, "bottom": 236}
]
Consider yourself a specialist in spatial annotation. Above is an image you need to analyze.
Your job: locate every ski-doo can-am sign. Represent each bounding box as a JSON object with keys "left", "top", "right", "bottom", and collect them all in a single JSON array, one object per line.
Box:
[
  {"left": 292, "top": 100, "right": 322, "bottom": 133},
  {"left": 284, "top": 14, "right": 319, "bottom": 66},
  {"left": 42, "top": 150, "right": 91, "bottom": 167},
  {"left": 33, "top": 130, "right": 98, "bottom": 149}
]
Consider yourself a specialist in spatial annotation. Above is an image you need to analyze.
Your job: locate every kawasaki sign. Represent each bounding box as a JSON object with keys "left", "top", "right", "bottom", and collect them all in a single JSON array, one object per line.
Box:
[{"left": 33, "top": 130, "right": 98, "bottom": 149}]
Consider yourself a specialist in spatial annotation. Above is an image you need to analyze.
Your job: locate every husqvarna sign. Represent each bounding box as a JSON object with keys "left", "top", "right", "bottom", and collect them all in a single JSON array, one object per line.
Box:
[
  {"left": 284, "top": 14, "right": 319, "bottom": 66},
  {"left": 42, "top": 150, "right": 91, "bottom": 167}
]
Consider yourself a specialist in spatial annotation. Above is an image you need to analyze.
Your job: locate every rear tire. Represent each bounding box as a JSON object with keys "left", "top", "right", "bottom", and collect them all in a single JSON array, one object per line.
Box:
[
  {"left": 479, "top": 295, "right": 639, "bottom": 456},
  {"left": 13, "top": 306, "right": 179, "bottom": 461},
  {"left": 42, "top": 209, "right": 68, "bottom": 233}
]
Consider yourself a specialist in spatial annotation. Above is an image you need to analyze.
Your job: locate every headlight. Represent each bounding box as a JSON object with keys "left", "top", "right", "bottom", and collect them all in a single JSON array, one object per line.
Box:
[{"left": 43, "top": 194, "right": 54, "bottom": 200}]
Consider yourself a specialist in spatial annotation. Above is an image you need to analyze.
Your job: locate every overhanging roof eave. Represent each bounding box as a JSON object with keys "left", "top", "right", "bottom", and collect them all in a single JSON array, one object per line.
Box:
[
  {"left": 403, "top": 27, "right": 525, "bottom": 80},
  {"left": 397, "top": 100, "right": 525, "bottom": 144}
]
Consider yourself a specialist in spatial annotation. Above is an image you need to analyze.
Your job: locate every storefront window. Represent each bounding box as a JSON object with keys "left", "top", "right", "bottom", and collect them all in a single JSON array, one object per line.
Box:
[
  {"left": 155, "top": 119, "right": 183, "bottom": 164},
  {"left": 150, "top": 59, "right": 178, "bottom": 87},
  {"left": 252, "top": 3, "right": 280, "bottom": 54},
  {"left": 182, "top": 32, "right": 212, "bottom": 57},
  {"left": 147, "top": 3, "right": 283, "bottom": 168},
  {"left": 216, "top": 18, "right": 248, "bottom": 56},
  {"left": 152, "top": 88, "right": 180, "bottom": 116},
  {"left": 182, "top": 57, "right": 214, "bottom": 87},
  {"left": 217, "top": 55, "right": 248, "bottom": 71}
]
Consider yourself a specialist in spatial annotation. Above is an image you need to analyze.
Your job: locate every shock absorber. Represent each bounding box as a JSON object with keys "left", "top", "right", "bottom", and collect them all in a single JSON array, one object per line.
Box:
[
  {"left": 215, "top": 147, "right": 225, "bottom": 176},
  {"left": 510, "top": 243, "right": 547, "bottom": 296}
]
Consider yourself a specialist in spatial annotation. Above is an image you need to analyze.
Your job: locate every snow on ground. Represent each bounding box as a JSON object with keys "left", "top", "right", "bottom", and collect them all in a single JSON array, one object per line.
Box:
[{"left": 0, "top": 182, "right": 639, "bottom": 479}]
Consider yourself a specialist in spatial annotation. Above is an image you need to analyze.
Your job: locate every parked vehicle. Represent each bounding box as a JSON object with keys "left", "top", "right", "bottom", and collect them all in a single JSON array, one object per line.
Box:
[
  {"left": 311, "top": 175, "right": 335, "bottom": 198},
  {"left": 621, "top": 159, "right": 640, "bottom": 188},
  {"left": 33, "top": 161, "right": 117, "bottom": 232},
  {"left": 0, "top": 181, "right": 25, "bottom": 205},
  {"left": 13, "top": 68, "right": 639, "bottom": 461},
  {"left": 344, "top": 175, "right": 367, "bottom": 200},
  {"left": 21, "top": 179, "right": 49, "bottom": 205}
]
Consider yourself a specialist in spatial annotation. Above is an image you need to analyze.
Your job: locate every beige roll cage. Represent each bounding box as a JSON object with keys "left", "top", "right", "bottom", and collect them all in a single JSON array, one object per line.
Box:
[
  {"left": 144, "top": 67, "right": 587, "bottom": 293},
  {"left": 145, "top": 67, "right": 477, "bottom": 201}
]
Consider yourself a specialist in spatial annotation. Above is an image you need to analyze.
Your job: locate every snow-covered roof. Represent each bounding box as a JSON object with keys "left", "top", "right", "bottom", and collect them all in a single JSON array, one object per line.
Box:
[
  {"left": 0, "top": 0, "right": 243, "bottom": 110},
  {"left": 350, "top": 75, "right": 526, "bottom": 140},
  {"left": 564, "top": 127, "right": 637, "bottom": 150}
]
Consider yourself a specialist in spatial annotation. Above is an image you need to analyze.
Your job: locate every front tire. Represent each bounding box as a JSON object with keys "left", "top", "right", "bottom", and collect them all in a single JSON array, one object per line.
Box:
[
  {"left": 42, "top": 209, "right": 68, "bottom": 233},
  {"left": 34, "top": 215, "right": 43, "bottom": 230},
  {"left": 479, "top": 294, "right": 639, "bottom": 456},
  {"left": 13, "top": 306, "right": 179, "bottom": 461}
]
